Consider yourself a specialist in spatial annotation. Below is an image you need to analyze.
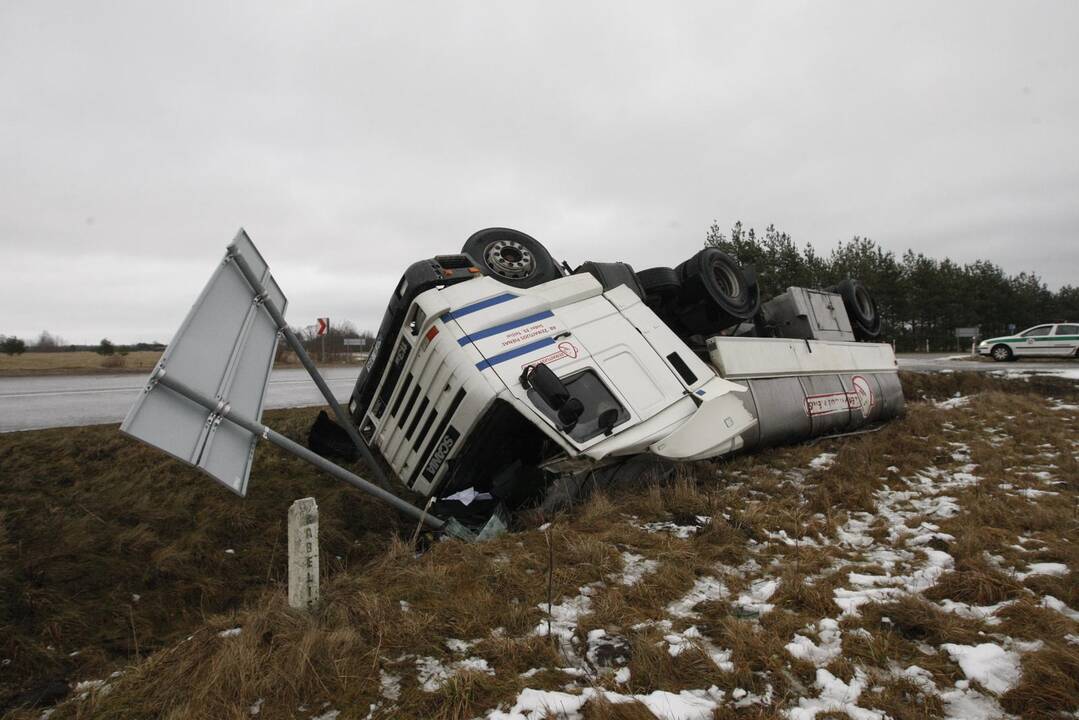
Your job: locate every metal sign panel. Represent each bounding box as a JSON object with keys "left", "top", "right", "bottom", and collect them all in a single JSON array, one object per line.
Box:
[
  {"left": 121, "top": 230, "right": 286, "bottom": 495},
  {"left": 954, "top": 326, "right": 980, "bottom": 337}
]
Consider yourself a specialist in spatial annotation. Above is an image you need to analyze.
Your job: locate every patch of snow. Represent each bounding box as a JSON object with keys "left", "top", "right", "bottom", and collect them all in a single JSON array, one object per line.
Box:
[
  {"left": 310, "top": 710, "right": 339, "bottom": 720},
  {"left": 614, "top": 551, "right": 658, "bottom": 586},
  {"left": 217, "top": 627, "right": 242, "bottom": 638},
  {"left": 414, "top": 655, "right": 494, "bottom": 691},
  {"left": 1016, "top": 562, "right": 1068, "bottom": 580},
  {"left": 934, "top": 395, "right": 972, "bottom": 410},
  {"left": 614, "top": 667, "right": 631, "bottom": 684},
  {"left": 445, "top": 638, "right": 475, "bottom": 654},
  {"left": 809, "top": 453, "right": 836, "bottom": 470},
  {"left": 666, "top": 576, "right": 728, "bottom": 618},
  {"left": 487, "top": 688, "right": 595, "bottom": 719},
  {"left": 785, "top": 619, "right": 842, "bottom": 667},
  {"left": 788, "top": 669, "right": 883, "bottom": 720},
  {"left": 939, "top": 686, "right": 1007, "bottom": 720},
  {"left": 639, "top": 516, "right": 711, "bottom": 539},
  {"left": 1041, "top": 595, "right": 1079, "bottom": 622},
  {"left": 1016, "top": 488, "right": 1058, "bottom": 499},
  {"left": 534, "top": 583, "right": 601, "bottom": 640},
  {"left": 734, "top": 578, "right": 778, "bottom": 616},
  {"left": 487, "top": 685, "right": 728, "bottom": 719},
  {"left": 249, "top": 698, "right": 263, "bottom": 716},
  {"left": 940, "top": 643, "right": 1021, "bottom": 695},
  {"left": 663, "top": 626, "right": 733, "bottom": 672},
  {"left": 379, "top": 669, "right": 401, "bottom": 701}
]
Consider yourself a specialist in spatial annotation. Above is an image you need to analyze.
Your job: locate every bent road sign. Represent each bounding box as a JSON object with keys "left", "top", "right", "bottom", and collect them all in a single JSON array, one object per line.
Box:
[{"left": 121, "top": 229, "right": 286, "bottom": 495}]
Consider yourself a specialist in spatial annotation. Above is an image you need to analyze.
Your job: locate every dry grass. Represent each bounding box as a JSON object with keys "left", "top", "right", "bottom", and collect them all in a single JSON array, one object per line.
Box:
[
  {"left": 1, "top": 370, "right": 1077, "bottom": 718},
  {"left": 0, "top": 351, "right": 163, "bottom": 376},
  {"left": 0, "top": 350, "right": 364, "bottom": 377}
]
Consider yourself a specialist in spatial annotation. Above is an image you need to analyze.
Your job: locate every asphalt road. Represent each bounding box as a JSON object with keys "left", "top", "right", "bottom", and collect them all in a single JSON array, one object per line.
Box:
[
  {"left": 895, "top": 353, "right": 1079, "bottom": 374},
  {"left": 0, "top": 367, "right": 358, "bottom": 433},
  {"left": 3, "top": 355, "right": 1076, "bottom": 433}
]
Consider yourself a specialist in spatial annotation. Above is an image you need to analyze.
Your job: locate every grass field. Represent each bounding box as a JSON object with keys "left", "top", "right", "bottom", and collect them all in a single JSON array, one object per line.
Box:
[
  {"left": 0, "top": 351, "right": 163, "bottom": 377},
  {"left": 1, "top": 372, "right": 1076, "bottom": 719},
  {"left": 0, "top": 351, "right": 363, "bottom": 377}
]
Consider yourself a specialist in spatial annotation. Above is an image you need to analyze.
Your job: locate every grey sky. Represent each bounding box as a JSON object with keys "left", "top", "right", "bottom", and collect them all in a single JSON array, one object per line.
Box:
[{"left": 2, "top": 1, "right": 1077, "bottom": 344}]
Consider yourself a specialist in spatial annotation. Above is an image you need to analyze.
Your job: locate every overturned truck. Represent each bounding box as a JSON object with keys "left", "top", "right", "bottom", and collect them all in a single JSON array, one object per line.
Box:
[
  {"left": 122, "top": 228, "right": 901, "bottom": 540},
  {"left": 316, "top": 227, "right": 902, "bottom": 525}
]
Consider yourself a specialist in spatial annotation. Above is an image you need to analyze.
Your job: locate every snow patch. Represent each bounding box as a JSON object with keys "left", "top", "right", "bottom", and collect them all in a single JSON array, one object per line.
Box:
[
  {"left": 666, "top": 576, "right": 728, "bottom": 618},
  {"left": 785, "top": 619, "right": 842, "bottom": 667},
  {"left": 940, "top": 643, "right": 1021, "bottom": 695}
]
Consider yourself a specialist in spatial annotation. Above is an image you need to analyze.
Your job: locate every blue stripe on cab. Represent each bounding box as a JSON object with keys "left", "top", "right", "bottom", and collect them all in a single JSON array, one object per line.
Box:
[
  {"left": 475, "top": 336, "right": 556, "bottom": 370},
  {"left": 457, "top": 310, "right": 555, "bottom": 346},
  {"left": 442, "top": 292, "right": 518, "bottom": 321}
]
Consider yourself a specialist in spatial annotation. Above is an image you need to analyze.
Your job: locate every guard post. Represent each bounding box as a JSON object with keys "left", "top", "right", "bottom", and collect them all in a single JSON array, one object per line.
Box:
[{"left": 288, "top": 497, "right": 320, "bottom": 610}]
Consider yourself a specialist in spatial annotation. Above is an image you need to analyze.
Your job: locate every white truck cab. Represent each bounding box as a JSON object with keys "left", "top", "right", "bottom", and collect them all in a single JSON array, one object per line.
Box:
[{"left": 353, "top": 272, "right": 754, "bottom": 499}]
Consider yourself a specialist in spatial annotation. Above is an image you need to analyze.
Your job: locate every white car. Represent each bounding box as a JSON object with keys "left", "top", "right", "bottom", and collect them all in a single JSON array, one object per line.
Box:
[{"left": 979, "top": 323, "right": 1079, "bottom": 361}]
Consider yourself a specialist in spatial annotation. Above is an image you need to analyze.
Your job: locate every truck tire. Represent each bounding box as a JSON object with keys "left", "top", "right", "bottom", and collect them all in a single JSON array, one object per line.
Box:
[
  {"left": 671, "top": 249, "right": 760, "bottom": 335},
  {"left": 637, "top": 266, "right": 681, "bottom": 302},
  {"left": 677, "top": 249, "right": 760, "bottom": 318},
  {"left": 574, "top": 261, "right": 645, "bottom": 299},
  {"left": 829, "top": 278, "right": 882, "bottom": 340},
  {"left": 462, "top": 228, "right": 562, "bottom": 289}
]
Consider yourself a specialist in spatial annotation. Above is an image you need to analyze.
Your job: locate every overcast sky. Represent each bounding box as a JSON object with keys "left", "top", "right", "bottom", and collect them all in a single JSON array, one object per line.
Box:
[{"left": 2, "top": 1, "right": 1077, "bottom": 344}]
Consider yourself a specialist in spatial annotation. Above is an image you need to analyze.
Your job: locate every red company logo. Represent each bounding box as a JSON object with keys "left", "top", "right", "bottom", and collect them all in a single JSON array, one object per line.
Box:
[
  {"left": 804, "top": 375, "right": 875, "bottom": 418},
  {"left": 522, "top": 340, "right": 579, "bottom": 372}
]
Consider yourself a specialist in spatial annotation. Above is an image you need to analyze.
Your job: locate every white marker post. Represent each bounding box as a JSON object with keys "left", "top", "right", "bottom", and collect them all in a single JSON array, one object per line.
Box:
[{"left": 288, "top": 497, "right": 320, "bottom": 610}]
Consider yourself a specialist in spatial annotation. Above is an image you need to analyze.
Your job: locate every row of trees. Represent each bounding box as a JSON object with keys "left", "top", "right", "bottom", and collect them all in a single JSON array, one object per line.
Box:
[
  {"left": 275, "top": 320, "right": 374, "bottom": 363},
  {"left": 705, "top": 221, "right": 1078, "bottom": 351},
  {"left": 0, "top": 333, "right": 162, "bottom": 356}
]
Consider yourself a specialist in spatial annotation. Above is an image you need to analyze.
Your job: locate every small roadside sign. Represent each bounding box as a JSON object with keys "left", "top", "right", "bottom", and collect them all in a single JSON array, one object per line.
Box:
[{"left": 316, "top": 318, "right": 329, "bottom": 336}]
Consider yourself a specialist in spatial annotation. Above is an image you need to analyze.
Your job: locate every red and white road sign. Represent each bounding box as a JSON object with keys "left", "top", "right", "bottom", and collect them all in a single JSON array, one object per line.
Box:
[{"left": 316, "top": 318, "right": 329, "bottom": 336}]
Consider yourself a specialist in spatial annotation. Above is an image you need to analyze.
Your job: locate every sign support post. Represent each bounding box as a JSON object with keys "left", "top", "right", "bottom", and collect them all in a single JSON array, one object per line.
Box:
[
  {"left": 152, "top": 369, "right": 449, "bottom": 532},
  {"left": 225, "top": 247, "right": 384, "bottom": 484}
]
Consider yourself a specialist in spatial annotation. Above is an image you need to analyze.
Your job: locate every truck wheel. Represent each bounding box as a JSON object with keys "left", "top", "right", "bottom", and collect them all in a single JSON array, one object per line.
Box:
[
  {"left": 462, "top": 228, "right": 562, "bottom": 289},
  {"left": 677, "top": 249, "right": 759, "bottom": 319},
  {"left": 830, "top": 278, "right": 882, "bottom": 340},
  {"left": 637, "top": 266, "right": 681, "bottom": 302},
  {"left": 573, "top": 261, "right": 645, "bottom": 299},
  {"left": 991, "top": 344, "right": 1013, "bottom": 362}
]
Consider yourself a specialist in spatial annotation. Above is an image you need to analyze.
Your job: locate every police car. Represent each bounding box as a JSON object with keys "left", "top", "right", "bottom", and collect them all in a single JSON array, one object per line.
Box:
[{"left": 979, "top": 323, "right": 1079, "bottom": 361}]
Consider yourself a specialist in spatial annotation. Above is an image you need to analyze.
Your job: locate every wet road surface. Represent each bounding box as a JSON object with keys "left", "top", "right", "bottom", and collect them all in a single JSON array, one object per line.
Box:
[
  {"left": 0, "top": 367, "right": 358, "bottom": 433},
  {"left": 896, "top": 353, "right": 1079, "bottom": 374}
]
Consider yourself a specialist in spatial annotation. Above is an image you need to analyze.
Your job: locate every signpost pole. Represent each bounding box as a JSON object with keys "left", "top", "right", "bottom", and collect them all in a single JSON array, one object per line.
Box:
[
  {"left": 153, "top": 370, "right": 447, "bottom": 531},
  {"left": 225, "top": 244, "right": 385, "bottom": 484}
]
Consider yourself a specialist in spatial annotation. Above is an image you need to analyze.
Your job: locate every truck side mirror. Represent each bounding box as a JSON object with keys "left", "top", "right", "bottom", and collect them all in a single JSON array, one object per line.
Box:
[
  {"left": 597, "top": 407, "right": 619, "bottom": 435},
  {"left": 523, "top": 363, "right": 582, "bottom": 429},
  {"left": 522, "top": 363, "right": 568, "bottom": 405}
]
